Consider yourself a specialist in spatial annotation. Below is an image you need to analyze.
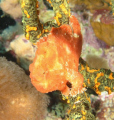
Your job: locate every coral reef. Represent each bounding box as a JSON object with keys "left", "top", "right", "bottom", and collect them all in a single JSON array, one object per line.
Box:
[
  {"left": 111, "top": 0, "right": 114, "bottom": 15},
  {"left": 91, "top": 92, "right": 114, "bottom": 119},
  {"left": 10, "top": 34, "right": 36, "bottom": 61},
  {"left": 0, "top": 0, "right": 114, "bottom": 119},
  {"left": 85, "top": 54, "right": 109, "bottom": 69},
  {"left": 0, "top": 57, "right": 49, "bottom": 120},
  {"left": 104, "top": 46, "right": 114, "bottom": 72},
  {"left": 92, "top": 9, "right": 114, "bottom": 24},
  {"left": 20, "top": 0, "right": 70, "bottom": 43},
  {"left": 20, "top": 0, "right": 114, "bottom": 119},
  {"left": 10, "top": 34, "right": 36, "bottom": 70},
  {"left": 0, "top": 9, "right": 23, "bottom": 53},
  {"left": 0, "top": 0, "right": 22, "bottom": 19}
]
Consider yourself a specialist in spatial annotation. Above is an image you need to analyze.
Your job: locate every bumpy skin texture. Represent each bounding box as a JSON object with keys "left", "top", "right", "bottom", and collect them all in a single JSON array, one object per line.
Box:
[{"left": 29, "top": 15, "right": 84, "bottom": 96}]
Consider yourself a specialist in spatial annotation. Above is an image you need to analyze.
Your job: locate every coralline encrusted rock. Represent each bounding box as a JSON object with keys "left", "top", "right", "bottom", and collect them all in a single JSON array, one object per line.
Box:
[
  {"left": 0, "top": 57, "right": 49, "bottom": 120},
  {"left": 91, "top": 92, "right": 114, "bottom": 120}
]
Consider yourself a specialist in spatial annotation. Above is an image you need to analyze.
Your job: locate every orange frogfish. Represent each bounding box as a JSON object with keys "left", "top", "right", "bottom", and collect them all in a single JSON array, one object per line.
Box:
[{"left": 29, "top": 15, "right": 84, "bottom": 96}]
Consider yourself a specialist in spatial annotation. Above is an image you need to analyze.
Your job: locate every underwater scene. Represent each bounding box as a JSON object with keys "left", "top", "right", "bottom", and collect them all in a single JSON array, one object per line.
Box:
[{"left": 0, "top": 0, "right": 114, "bottom": 119}]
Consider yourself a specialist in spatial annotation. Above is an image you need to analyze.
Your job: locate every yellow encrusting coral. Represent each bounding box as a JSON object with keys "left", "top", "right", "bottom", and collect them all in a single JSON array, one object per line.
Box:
[{"left": 20, "top": 0, "right": 70, "bottom": 43}]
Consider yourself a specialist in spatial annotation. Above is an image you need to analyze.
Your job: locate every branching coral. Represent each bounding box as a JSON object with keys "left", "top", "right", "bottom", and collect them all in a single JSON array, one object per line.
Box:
[{"left": 20, "top": 0, "right": 114, "bottom": 119}]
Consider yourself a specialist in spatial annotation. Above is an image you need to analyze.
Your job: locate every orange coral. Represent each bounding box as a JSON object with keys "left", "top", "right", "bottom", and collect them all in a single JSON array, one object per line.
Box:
[{"left": 29, "top": 15, "right": 84, "bottom": 96}]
